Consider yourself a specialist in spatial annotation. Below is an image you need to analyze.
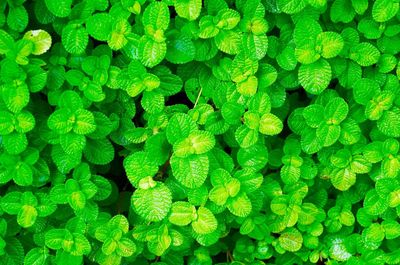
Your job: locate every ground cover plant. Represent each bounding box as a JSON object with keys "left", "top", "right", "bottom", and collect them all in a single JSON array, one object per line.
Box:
[{"left": 0, "top": 0, "right": 400, "bottom": 264}]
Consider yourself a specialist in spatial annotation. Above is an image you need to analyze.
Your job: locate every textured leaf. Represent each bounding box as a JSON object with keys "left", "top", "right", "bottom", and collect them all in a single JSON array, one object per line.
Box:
[
  {"left": 139, "top": 36, "right": 167, "bottom": 68},
  {"left": 227, "top": 192, "right": 252, "bottom": 217},
  {"left": 131, "top": 182, "right": 172, "bottom": 222},
  {"left": 298, "top": 59, "right": 331, "bottom": 95},
  {"left": 352, "top": 78, "right": 380, "bottom": 105},
  {"left": 2, "top": 83, "right": 30, "bottom": 113},
  {"left": 73, "top": 109, "right": 96, "bottom": 135},
  {"left": 124, "top": 151, "right": 159, "bottom": 187},
  {"left": 0, "top": 30, "right": 14, "bottom": 54},
  {"left": 235, "top": 125, "right": 259, "bottom": 148},
  {"left": 83, "top": 138, "right": 114, "bottom": 165},
  {"left": 45, "top": 0, "right": 72, "bottom": 17},
  {"left": 86, "top": 13, "right": 113, "bottom": 41},
  {"left": 170, "top": 154, "right": 209, "bottom": 188},
  {"left": 23, "top": 30, "right": 52, "bottom": 55},
  {"left": 324, "top": 98, "right": 349, "bottom": 125},
  {"left": 279, "top": 228, "right": 303, "bottom": 252},
  {"left": 192, "top": 207, "right": 218, "bottom": 234},
  {"left": 7, "top": 6, "right": 29, "bottom": 32},
  {"left": 349, "top": 43, "right": 380, "bottom": 66},
  {"left": 174, "top": 0, "right": 202, "bottom": 21},
  {"left": 316, "top": 32, "right": 344, "bottom": 59},
  {"left": 60, "top": 133, "right": 86, "bottom": 155},
  {"left": 259, "top": 113, "right": 283, "bottom": 136},
  {"left": 372, "top": 0, "right": 399, "bottom": 22},
  {"left": 168, "top": 201, "right": 197, "bottom": 226},
  {"left": 62, "top": 24, "right": 88, "bottom": 55},
  {"left": 17, "top": 205, "right": 38, "bottom": 228},
  {"left": 166, "top": 113, "right": 197, "bottom": 144},
  {"left": 277, "top": 0, "right": 307, "bottom": 14},
  {"left": 142, "top": 2, "right": 170, "bottom": 31}
]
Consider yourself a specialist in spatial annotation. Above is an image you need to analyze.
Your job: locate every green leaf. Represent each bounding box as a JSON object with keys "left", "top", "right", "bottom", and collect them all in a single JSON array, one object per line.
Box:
[
  {"left": 324, "top": 98, "right": 349, "bottom": 125},
  {"left": 7, "top": 6, "right": 29, "bottom": 32},
  {"left": 303, "top": 104, "right": 324, "bottom": 128},
  {"left": 227, "top": 192, "right": 252, "bottom": 217},
  {"left": 62, "top": 24, "right": 88, "bottom": 55},
  {"left": 279, "top": 228, "right": 303, "bottom": 252},
  {"left": 198, "top": 16, "right": 219, "bottom": 39},
  {"left": 83, "top": 138, "right": 114, "bottom": 165},
  {"left": 73, "top": 109, "right": 96, "bottom": 135},
  {"left": 298, "top": 59, "right": 332, "bottom": 95},
  {"left": 58, "top": 90, "right": 83, "bottom": 110},
  {"left": 174, "top": 0, "right": 202, "bottom": 21},
  {"left": 1, "top": 192, "right": 22, "bottom": 214},
  {"left": 45, "top": 0, "right": 72, "bottom": 17},
  {"left": 277, "top": 0, "right": 307, "bottom": 14},
  {"left": 23, "top": 30, "right": 52, "bottom": 55},
  {"left": 235, "top": 125, "right": 258, "bottom": 148},
  {"left": 45, "top": 229, "right": 69, "bottom": 250},
  {"left": 294, "top": 18, "right": 322, "bottom": 44},
  {"left": 209, "top": 186, "right": 229, "bottom": 205},
  {"left": 352, "top": 78, "right": 380, "bottom": 105},
  {"left": 116, "top": 238, "right": 136, "bottom": 257},
  {"left": 17, "top": 205, "right": 38, "bottom": 228},
  {"left": 349, "top": 42, "right": 380, "bottom": 66},
  {"left": 24, "top": 248, "right": 49, "bottom": 265},
  {"left": 15, "top": 111, "right": 35, "bottom": 133},
  {"left": 214, "top": 30, "right": 241, "bottom": 55},
  {"left": 259, "top": 113, "right": 283, "bottom": 136},
  {"left": 0, "top": 30, "right": 14, "bottom": 54},
  {"left": 174, "top": 131, "right": 215, "bottom": 157},
  {"left": 166, "top": 32, "right": 196, "bottom": 64},
  {"left": 2, "top": 83, "right": 30, "bottom": 113},
  {"left": 330, "top": 0, "right": 356, "bottom": 23},
  {"left": 124, "top": 151, "right": 159, "bottom": 186},
  {"left": 131, "top": 182, "right": 172, "bottom": 222},
  {"left": 168, "top": 201, "right": 197, "bottom": 226},
  {"left": 364, "top": 190, "right": 389, "bottom": 215},
  {"left": 166, "top": 113, "right": 197, "bottom": 144},
  {"left": 143, "top": 2, "right": 170, "bottom": 31},
  {"left": 139, "top": 36, "right": 167, "bottom": 68},
  {"left": 372, "top": 0, "right": 399, "bottom": 22},
  {"left": 59, "top": 132, "right": 86, "bottom": 155},
  {"left": 382, "top": 220, "right": 400, "bottom": 240},
  {"left": 331, "top": 168, "right": 356, "bottom": 191},
  {"left": 377, "top": 108, "right": 400, "bottom": 137},
  {"left": 170, "top": 153, "right": 209, "bottom": 188},
  {"left": 86, "top": 13, "right": 113, "bottom": 41},
  {"left": 315, "top": 32, "right": 344, "bottom": 59},
  {"left": 192, "top": 207, "right": 218, "bottom": 234},
  {"left": 352, "top": 0, "right": 369, "bottom": 14},
  {"left": 0, "top": 111, "right": 14, "bottom": 135},
  {"left": 2, "top": 132, "right": 28, "bottom": 155},
  {"left": 363, "top": 223, "right": 385, "bottom": 243},
  {"left": 51, "top": 144, "right": 82, "bottom": 174}
]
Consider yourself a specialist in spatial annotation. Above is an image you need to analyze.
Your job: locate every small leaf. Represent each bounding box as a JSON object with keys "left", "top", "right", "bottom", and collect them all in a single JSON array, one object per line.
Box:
[
  {"left": 192, "top": 207, "right": 218, "bottom": 234},
  {"left": 279, "top": 228, "right": 303, "bottom": 252},
  {"left": 259, "top": 113, "right": 283, "bottom": 136},
  {"left": 170, "top": 153, "right": 209, "bottom": 188},
  {"left": 168, "top": 201, "right": 197, "bottom": 226},
  {"left": 131, "top": 182, "right": 172, "bottom": 222},
  {"left": 23, "top": 30, "right": 52, "bottom": 55},
  {"left": 174, "top": 0, "right": 202, "bottom": 21},
  {"left": 298, "top": 58, "right": 332, "bottom": 95}
]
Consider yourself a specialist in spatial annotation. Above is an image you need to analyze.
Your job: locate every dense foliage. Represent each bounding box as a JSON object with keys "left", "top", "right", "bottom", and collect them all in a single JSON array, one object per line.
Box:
[{"left": 1, "top": 0, "right": 400, "bottom": 264}]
